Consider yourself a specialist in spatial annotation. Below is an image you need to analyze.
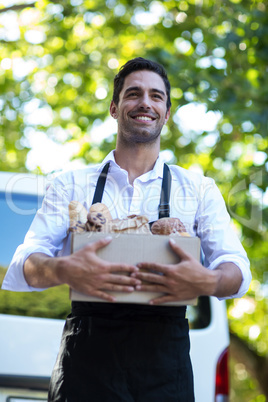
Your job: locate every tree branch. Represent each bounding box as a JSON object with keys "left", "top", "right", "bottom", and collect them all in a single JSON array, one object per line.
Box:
[{"left": 0, "top": 3, "right": 36, "bottom": 14}]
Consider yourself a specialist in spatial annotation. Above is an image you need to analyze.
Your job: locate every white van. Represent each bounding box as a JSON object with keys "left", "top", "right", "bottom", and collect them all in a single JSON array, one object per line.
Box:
[{"left": 0, "top": 171, "right": 230, "bottom": 402}]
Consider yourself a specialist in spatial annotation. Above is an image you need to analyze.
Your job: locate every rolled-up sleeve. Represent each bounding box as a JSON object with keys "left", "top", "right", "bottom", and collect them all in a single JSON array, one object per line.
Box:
[
  {"left": 2, "top": 174, "right": 73, "bottom": 292},
  {"left": 196, "top": 177, "right": 251, "bottom": 299}
]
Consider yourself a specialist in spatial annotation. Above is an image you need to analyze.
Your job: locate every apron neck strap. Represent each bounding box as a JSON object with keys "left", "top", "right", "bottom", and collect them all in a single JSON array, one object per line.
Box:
[
  {"left": 158, "top": 163, "right": 171, "bottom": 219},
  {"left": 91, "top": 162, "right": 110, "bottom": 204},
  {"left": 91, "top": 161, "right": 171, "bottom": 219}
]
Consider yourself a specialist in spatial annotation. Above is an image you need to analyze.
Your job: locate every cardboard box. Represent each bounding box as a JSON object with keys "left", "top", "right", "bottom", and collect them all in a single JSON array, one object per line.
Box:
[{"left": 70, "top": 232, "right": 200, "bottom": 306}]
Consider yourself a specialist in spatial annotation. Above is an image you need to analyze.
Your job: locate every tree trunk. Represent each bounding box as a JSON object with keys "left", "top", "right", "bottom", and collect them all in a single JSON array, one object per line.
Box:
[{"left": 230, "top": 331, "right": 268, "bottom": 398}]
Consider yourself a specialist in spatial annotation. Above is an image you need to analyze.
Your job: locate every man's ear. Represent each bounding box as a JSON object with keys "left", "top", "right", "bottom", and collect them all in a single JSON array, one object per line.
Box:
[
  {"left": 164, "top": 108, "right": 171, "bottom": 124},
  {"left": 110, "top": 101, "right": 118, "bottom": 119}
]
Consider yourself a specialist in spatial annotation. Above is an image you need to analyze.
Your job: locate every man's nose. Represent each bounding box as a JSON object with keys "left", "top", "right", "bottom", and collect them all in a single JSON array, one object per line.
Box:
[{"left": 139, "top": 93, "right": 151, "bottom": 109}]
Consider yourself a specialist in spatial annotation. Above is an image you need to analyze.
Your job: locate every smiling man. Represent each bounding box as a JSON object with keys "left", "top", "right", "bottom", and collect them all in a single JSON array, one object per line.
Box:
[
  {"left": 110, "top": 65, "right": 171, "bottom": 186},
  {"left": 111, "top": 70, "right": 170, "bottom": 146},
  {"left": 2, "top": 57, "right": 251, "bottom": 401}
]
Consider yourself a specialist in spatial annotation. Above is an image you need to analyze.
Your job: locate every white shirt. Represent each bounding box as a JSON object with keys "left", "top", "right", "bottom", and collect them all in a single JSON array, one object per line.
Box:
[{"left": 2, "top": 151, "right": 251, "bottom": 299}]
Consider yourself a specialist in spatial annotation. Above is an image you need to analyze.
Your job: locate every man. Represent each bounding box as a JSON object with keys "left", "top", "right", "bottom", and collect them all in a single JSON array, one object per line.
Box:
[{"left": 2, "top": 58, "right": 251, "bottom": 401}]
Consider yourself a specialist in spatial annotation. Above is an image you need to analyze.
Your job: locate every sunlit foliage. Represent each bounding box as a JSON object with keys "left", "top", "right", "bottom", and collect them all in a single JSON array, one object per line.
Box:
[{"left": 0, "top": 0, "right": 267, "bottom": 398}]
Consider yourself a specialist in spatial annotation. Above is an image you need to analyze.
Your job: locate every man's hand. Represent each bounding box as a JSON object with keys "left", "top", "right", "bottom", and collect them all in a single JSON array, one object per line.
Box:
[
  {"left": 132, "top": 238, "right": 243, "bottom": 305},
  {"left": 60, "top": 237, "right": 141, "bottom": 302},
  {"left": 131, "top": 238, "right": 216, "bottom": 305},
  {"left": 24, "top": 237, "right": 141, "bottom": 303}
]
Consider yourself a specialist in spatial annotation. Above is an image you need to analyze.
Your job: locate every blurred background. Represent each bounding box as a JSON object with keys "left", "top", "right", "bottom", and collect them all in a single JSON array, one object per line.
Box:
[{"left": 0, "top": 0, "right": 267, "bottom": 400}]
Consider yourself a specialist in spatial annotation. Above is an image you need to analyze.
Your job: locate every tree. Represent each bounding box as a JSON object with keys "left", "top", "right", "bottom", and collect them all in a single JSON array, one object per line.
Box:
[{"left": 0, "top": 0, "right": 267, "bottom": 398}]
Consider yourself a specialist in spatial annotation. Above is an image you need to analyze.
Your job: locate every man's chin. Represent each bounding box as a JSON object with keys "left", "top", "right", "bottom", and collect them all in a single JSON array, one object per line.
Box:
[{"left": 130, "top": 132, "right": 161, "bottom": 144}]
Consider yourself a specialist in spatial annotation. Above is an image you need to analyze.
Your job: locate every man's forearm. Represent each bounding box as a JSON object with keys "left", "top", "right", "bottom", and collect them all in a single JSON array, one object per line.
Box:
[
  {"left": 23, "top": 253, "right": 65, "bottom": 288},
  {"left": 23, "top": 240, "right": 141, "bottom": 301},
  {"left": 211, "top": 262, "right": 243, "bottom": 298}
]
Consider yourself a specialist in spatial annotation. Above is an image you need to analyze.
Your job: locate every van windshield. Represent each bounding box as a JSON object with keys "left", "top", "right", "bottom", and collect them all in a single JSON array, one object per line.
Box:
[{"left": 0, "top": 191, "right": 43, "bottom": 267}]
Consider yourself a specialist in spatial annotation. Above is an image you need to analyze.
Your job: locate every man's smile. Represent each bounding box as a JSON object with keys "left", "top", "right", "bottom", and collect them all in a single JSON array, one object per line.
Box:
[{"left": 130, "top": 113, "right": 157, "bottom": 122}]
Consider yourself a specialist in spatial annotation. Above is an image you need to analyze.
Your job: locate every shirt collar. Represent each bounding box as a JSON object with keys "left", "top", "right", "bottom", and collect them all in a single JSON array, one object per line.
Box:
[
  {"left": 97, "top": 150, "right": 166, "bottom": 180},
  {"left": 96, "top": 150, "right": 118, "bottom": 172}
]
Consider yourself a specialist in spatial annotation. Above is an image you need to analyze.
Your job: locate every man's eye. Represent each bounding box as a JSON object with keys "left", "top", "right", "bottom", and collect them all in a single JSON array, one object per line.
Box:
[{"left": 152, "top": 94, "right": 163, "bottom": 99}]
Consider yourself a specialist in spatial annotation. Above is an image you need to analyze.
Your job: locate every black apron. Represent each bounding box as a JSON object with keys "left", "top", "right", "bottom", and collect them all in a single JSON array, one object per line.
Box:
[{"left": 48, "top": 163, "right": 195, "bottom": 402}]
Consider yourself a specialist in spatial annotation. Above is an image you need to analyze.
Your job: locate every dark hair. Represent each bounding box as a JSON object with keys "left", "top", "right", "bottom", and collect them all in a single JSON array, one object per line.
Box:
[{"left": 113, "top": 57, "right": 171, "bottom": 110}]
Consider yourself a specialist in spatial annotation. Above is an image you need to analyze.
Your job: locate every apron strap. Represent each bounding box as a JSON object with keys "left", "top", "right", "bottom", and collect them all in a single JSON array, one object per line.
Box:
[
  {"left": 91, "top": 161, "right": 171, "bottom": 220},
  {"left": 91, "top": 162, "right": 110, "bottom": 204},
  {"left": 158, "top": 163, "right": 171, "bottom": 219}
]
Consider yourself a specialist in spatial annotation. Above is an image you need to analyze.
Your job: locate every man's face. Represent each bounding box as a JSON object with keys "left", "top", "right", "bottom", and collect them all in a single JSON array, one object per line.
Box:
[{"left": 110, "top": 70, "right": 170, "bottom": 145}]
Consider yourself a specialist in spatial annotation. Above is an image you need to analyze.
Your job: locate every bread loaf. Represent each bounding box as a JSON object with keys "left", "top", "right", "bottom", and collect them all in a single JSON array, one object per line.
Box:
[
  {"left": 69, "top": 202, "right": 189, "bottom": 237},
  {"left": 151, "top": 217, "right": 189, "bottom": 236},
  {"left": 68, "top": 201, "right": 88, "bottom": 232}
]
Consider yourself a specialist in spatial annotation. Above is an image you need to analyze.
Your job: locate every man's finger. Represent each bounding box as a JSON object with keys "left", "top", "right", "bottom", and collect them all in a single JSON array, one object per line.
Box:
[
  {"left": 102, "top": 283, "right": 136, "bottom": 292},
  {"left": 91, "top": 289, "right": 116, "bottom": 302},
  {"left": 169, "top": 239, "right": 192, "bottom": 260},
  {"left": 136, "top": 283, "right": 166, "bottom": 292},
  {"left": 73, "top": 285, "right": 116, "bottom": 302},
  {"left": 106, "top": 273, "right": 141, "bottom": 286},
  {"left": 132, "top": 271, "right": 166, "bottom": 284},
  {"left": 88, "top": 236, "right": 113, "bottom": 252},
  {"left": 136, "top": 262, "right": 169, "bottom": 274},
  {"left": 109, "top": 262, "right": 139, "bottom": 273},
  {"left": 149, "top": 294, "right": 177, "bottom": 305}
]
